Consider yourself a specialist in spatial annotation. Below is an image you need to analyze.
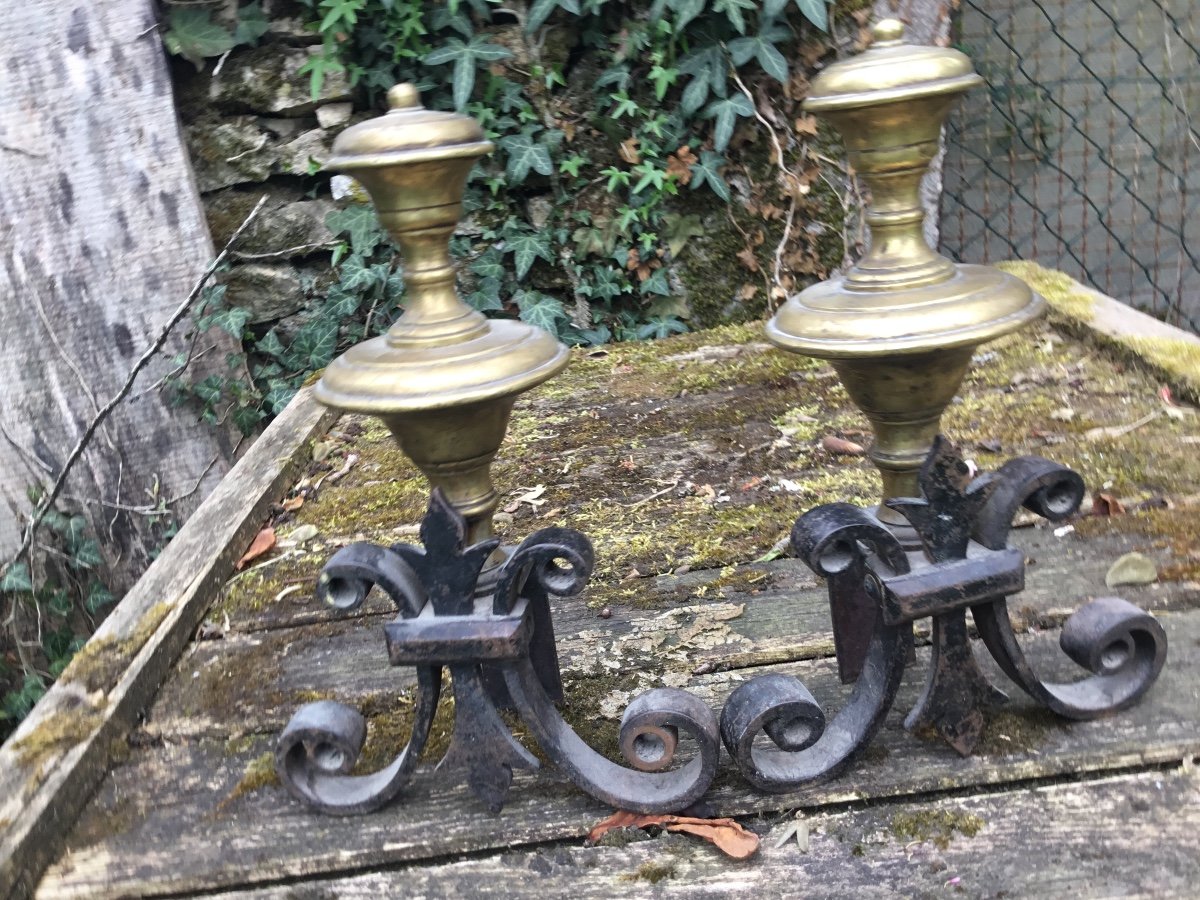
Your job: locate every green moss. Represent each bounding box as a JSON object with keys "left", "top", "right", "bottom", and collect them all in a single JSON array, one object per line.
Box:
[
  {"left": 975, "top": 707, "right": 1062, "bottom": 756},
  {"left": 223, "top": 751, "right": 280, "bottom": 806},
  {"left": 558, "top": 671, "right": 650, "bottom": 761},
  {"left": 1122, "top": 335, "right": 1200, "bottom": 400},
  {"left": 621, "top": 860, "right": 678, "bottom": 884},
  {"left": 60, "top": 601, "right": 174, "bottom": 693},
  {"left": 354, "top": 690, "right": 458, "bottom": 770},
  {"left": 890, "top": 809, "right": 985, "bottom": 849},
  {"left": 11, "top": 699, "right": 109, "bottom": 769},
  {"left": 998, "top": 260, "right": 1095, "bottom": 324}
]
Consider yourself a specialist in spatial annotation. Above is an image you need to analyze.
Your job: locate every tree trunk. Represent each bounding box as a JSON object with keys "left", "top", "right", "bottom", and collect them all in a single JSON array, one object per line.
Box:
[{"left": 0, "top": 0, "right": 235, "bottom": 592}]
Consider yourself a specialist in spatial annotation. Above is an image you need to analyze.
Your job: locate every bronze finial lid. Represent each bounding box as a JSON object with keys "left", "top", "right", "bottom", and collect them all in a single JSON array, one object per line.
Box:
[
  {"left": 805, "top": 19, "right": 982, "bottom": 114},
  {"left": 326, "top": 83, "right": 495, "bottom": 170}
]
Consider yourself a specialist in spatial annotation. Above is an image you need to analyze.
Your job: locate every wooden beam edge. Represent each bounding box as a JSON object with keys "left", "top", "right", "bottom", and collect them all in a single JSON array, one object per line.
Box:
[
  {"left": 999, "top": 260, "right": 1200, "bottom": 400},
  {"left": 0, "top": 388, "right": 338, "bottom": 899}
]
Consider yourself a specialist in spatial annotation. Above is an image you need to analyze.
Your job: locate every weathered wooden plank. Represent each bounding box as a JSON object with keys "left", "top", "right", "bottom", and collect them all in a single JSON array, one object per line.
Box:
[
  {"left": 37, "top": 608, "right": 1200, "bottom": 898},
  {"left": 208, "top": 767, "right": 1200, "bottom": 899},
  {"left": 0, "top": 389, "right": 336, "bottom": 900},
  {"left": 143, "top": 523, "right": 1196, "bottom": 741}
]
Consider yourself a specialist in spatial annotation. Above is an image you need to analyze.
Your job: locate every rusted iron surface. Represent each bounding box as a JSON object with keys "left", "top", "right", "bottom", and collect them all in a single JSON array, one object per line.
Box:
[
  {"left": 276, "top": 490, "right": 720, "bottom": 816},
  {"left": 721, "top": 438, "right": 1168, "bottom": 789}
]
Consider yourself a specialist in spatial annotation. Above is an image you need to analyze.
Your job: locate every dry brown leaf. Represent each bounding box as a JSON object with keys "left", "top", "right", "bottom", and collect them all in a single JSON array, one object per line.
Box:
[
  {"left": 281, "top": 495, "right": 305, "bottom": 512},
  {"left": 666, "top": 145, "right": 697, "bottom": 184},
  {"left": 794, "top": 115, "right": 819, "bottom": 136},
  {"left": 618, "top": 136, "right": 640, "bottom": 165},
  {"left": 1091, "top": 493, "right": 1125, "bottom": 517},
  {"left": 822, "top": 435, "right": 866, "bottom": 456},
  {"left": 587, "top": 811, "right": 760, "bottom": 860},
  {"left": 237, "top": 527, "right": 276, "bottom": 570},
  {"left": 736, "top": 247, "right": 760, "bottom": 272},
  {"left": 738, "top": 282, "right": 758, "bottom": 301}
]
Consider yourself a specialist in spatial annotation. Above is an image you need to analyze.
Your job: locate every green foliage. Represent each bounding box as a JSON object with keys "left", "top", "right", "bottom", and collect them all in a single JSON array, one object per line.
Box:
[
  {"left": 1, "top": 502, "right": 116, "bottom": 740},
  {"left": 161, "top": 0, "right": 852, "bottom": 427},
  {"left": 163, "top": 2, "right": 268, "bottom": 68}
]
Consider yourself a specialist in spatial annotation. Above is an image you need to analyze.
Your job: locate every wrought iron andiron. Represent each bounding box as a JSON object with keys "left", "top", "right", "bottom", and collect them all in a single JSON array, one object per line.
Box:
[
  {"left": 274, "top": 83, "right": 719, "bottom": 816},
  {"left": 277, "top": 491, "right": 720, "bottom": 815},
  {"left": 721, "top": 438, "right": 1168, "bottom": 792}
]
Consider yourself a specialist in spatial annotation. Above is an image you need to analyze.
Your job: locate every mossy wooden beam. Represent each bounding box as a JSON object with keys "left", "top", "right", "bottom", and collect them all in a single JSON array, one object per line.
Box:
[{"left": 0, "top": 389, "right": 337, "bottom": 900}]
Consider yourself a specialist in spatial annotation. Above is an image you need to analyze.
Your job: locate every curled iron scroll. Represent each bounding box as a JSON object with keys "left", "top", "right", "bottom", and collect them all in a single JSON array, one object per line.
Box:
[
  {"left": 720, "top": 504, "right": 910, "bottom": 791},
  {"left": 971, "top": 456, "right": 1167, "bottom": 718},
  {"left": 497, "top": 531, "right": 721, "bottom": 813},
  {"left": 276, "top": 544, "right": 438, "bottom": 814}
]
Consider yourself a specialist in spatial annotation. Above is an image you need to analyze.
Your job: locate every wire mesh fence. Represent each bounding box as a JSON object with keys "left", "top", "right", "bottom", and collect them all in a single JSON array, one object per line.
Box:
[{"left": 940, "top": 0, "right": 1200, "bottom": 334}]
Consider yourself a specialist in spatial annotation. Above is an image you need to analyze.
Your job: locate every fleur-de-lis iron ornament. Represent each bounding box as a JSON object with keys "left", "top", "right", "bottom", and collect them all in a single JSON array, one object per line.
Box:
[
  {"left": 276, "top": 490, "right": 721, "bottom": 815},
  {"left": 720, "top": 438, "right": 1168, "bottom": 792}
]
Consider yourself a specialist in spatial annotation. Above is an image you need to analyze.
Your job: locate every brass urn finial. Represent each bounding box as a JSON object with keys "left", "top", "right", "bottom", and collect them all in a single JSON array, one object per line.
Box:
[
  {"left": 315, "top": 84, "right": 570, "bottom": 549},
  {"left": 767, "top": 21, "right": 1044, "bottom": 536}
]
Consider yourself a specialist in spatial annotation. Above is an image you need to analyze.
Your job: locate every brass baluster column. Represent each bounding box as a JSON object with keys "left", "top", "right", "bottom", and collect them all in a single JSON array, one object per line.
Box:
[
  {"left": 315, "top": 84, "right": 570, "bottom": 556},
  {"left": 767, "top": 20, "right": 1044, "bottom": 539}
]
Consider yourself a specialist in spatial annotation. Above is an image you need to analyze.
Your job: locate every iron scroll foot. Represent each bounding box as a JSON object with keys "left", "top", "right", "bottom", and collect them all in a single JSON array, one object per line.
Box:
[
  {"left": 722, "top": 437, "right": 1168, "bottom": 792},
  {"left": 276, "top": 489, "right": 720, "bottom": 815}
]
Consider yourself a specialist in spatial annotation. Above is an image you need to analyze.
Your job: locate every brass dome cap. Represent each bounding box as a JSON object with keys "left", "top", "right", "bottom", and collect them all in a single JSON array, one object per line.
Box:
[
  {"left": 805, "top": 19, "right": 982, "bottom": 113},
  {"left": 326, "top": 83, "right": 494, "bottom": 171}
]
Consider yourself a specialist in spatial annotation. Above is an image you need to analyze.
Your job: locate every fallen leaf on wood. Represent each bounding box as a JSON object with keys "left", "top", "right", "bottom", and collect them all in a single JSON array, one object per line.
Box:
[
  {"left": 1105, "top": 551, "right": 1158, "bottom": 588},
  {"left": 326, "top": 452, "right": 359, "bottom": 484},
  {"left": 281, "top": 496, "right": 305, "bottom": 512},
  {"left": 588, "top": 811, "right": 760, "bottom": 860},
  {"left": 1091, "top": 493, "right": 1125, "bottom": 517},
  {"left": 821, "top": 435, "right": 866, "bottom": 456},
  {"left": 237, "top": 527, "right": 276, "bottom": 570}
]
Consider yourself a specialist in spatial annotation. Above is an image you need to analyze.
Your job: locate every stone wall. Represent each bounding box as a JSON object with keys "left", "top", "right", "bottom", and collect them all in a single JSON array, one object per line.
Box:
[{"left": 171, "top": 0, "right": 356, "bottom": 338}]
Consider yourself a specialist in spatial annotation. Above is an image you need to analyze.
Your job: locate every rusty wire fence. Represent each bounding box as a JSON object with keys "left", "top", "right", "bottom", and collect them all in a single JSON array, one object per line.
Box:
[{"left": 940, "top": 0, "right": 1200, "bottom": 334}]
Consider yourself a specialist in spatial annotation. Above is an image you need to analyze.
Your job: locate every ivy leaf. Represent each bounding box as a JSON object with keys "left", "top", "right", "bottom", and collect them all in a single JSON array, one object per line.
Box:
[
  {"left": 466, "top": 276, "right": 505, "bottom": 311},
  {"left": 234, "top": 1, "right": 270, "bottom": 45},
  {"left": 678, "top": 45, "right": 726, "bottom": 116},
  {"left": 527, "top": 0, "right": 562, "bottom": 31},
  {"left": 326, "top": 285, "right": 364, "bottom": 318},
  {"left": 0, "top": 561, "right": 33, "bottom": 593},
  {"left": 794, "top": 0, "right": 830, "bottom": 31},
  {"left": 257, "top": 329, "right": 287, "bottom": 360},
  {"left": 639, "top": 267, "right": 672, "bottom": 296},
  {"left": 85, "top": 582, "right": 116, "bottom": 614},
  {"left": 498, "top": 131, "right": 554, "bottom": 184},
  {"left": 588, "top": 266, "right": 625, "bottom": 301},
  {"left": 704, "top": 94, "right": 755, "bottom": 152},
  {"left": 326, "top": 206, "right": 384, "bottom": 257},
  {"left": 713, "top": 0, "right": 756, "bottom": 34},
  {"left": 338, "top": 254, "right": 387, "bottom": 293},
  {"left": 763, "top": 0, "right": 790, "bottom": 18},
  {"left": 728, "top": 25, "right": 791, "bottom": 83},
  {"left": 671, "top": 0, "right": 706, "bottom": 30},
  {"left": 72, "top": 539, "right": 104, "bottom": 570},
  {"left": 470, "top": 249, "right": 507, "bottom": 280},
  {"left": 291, "top": 318, "right": 338, "bottom": 369},
  {"left": 164, "top": 7, "right": 235, "bottom": 68},
  {"left": 514, "top": 290, "right": 568, "bottom": 333},
  {"left": 690, "top": 150, "right": 731, "bottom": 202},
  {"left": 504, "top": 231, "right": 553, "bottom": 280},
  {"left": 423, "top": 37, "right": 512, "bottom": 111}
]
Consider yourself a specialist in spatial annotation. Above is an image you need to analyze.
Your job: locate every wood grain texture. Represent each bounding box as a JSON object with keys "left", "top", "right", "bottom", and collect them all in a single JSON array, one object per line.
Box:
[
  {"left": 207, "top": 768, "right": 1200, "bottom": 899},
  {"left": 36, "top": 608, "right": 1200, "bottom": 898},
  {"left": 0, "top": 0, "right": 235, "bottom": 579},
  {"left": 0, "top": 389, "right": 336, "bottom": 899}
]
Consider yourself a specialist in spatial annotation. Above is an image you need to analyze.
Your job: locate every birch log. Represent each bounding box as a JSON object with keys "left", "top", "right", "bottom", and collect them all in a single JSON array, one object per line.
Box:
[{"left": 0, "top": 1, "right": 236, "bottom": 590}]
